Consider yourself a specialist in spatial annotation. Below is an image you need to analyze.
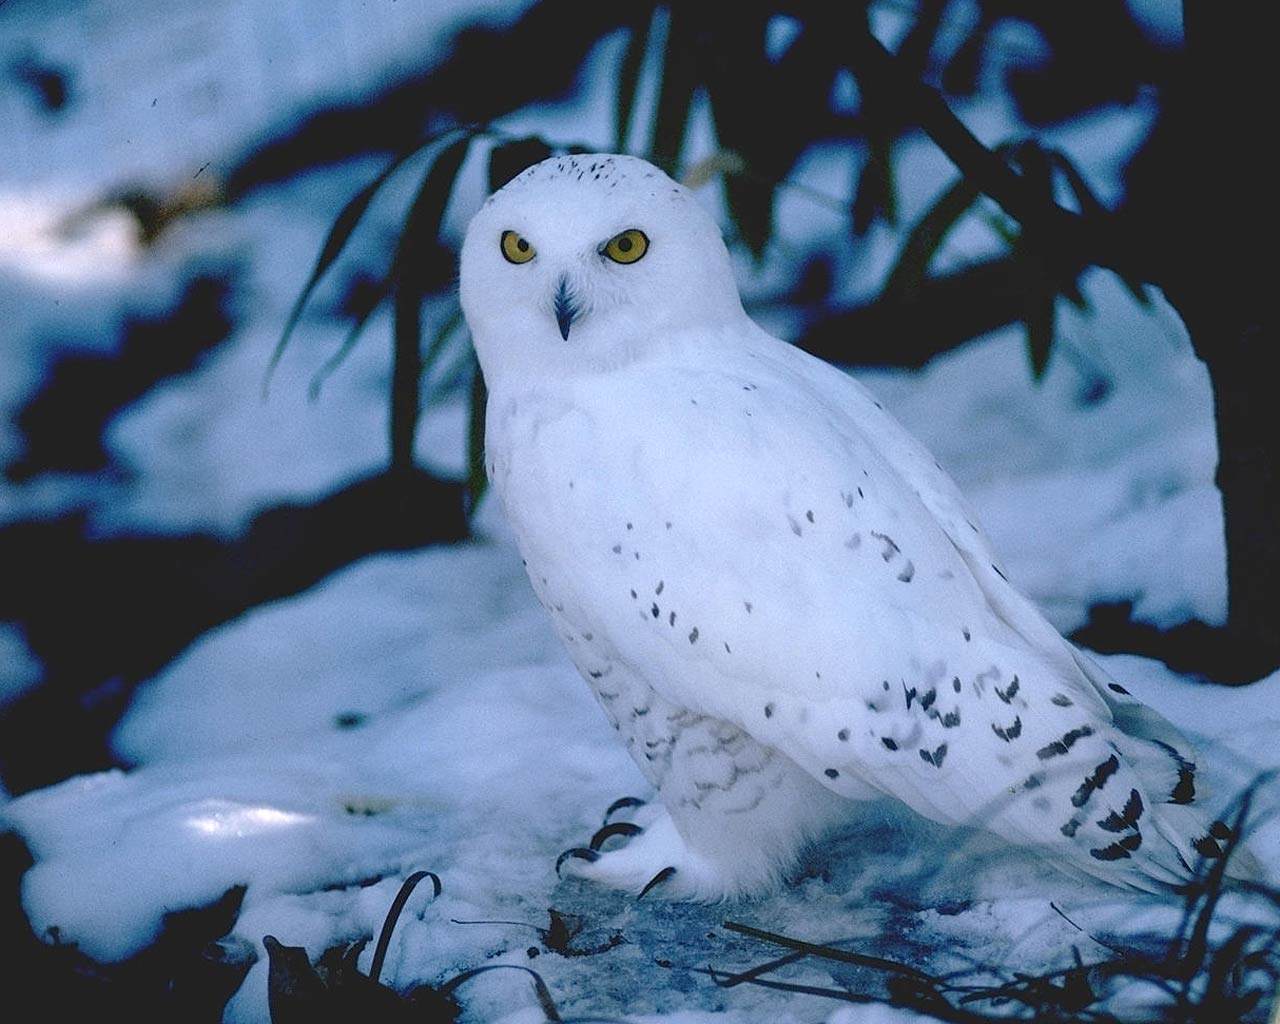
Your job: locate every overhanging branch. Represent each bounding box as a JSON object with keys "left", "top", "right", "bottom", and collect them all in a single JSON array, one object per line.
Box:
[{"left": 842, "top": 16, "right": 1150, "bottom": 285}]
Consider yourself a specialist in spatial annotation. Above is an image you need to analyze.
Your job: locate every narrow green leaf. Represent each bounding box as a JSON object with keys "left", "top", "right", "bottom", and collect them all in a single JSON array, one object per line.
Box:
[
  {"left": 487, "top": 137, "right": 554, "bottom": 194},
  {"left": 1061, "top": 277, "right": 1089, "bottom": 311},
  {"left": 1025, "top": 291, "right": 1055, "bottom": 379},
  {"left": 852, "top": 136, "right": 898, "bottom": 235},
  {"left": 883, "top": 175, "right": 981, "bottom": 300},
  {"left": 649, "top": 7, "right": 698, "bottom": 173},
  {"left": 1008, "top": 142, "right": 1060, "bottom": 380},
  {"left": 615, "top": 6, "right": 655, "bottom": 154},
  {"left": 369, "top": 870, "right": 439, "bottom": 985},
  {"left": 466, "top": 355, "right": 489, "bottom": 518},
  {"left": 1018, "top": 235, "right": 1057, "bottom": 380},
  {"left": 702, "top": 13, "right": 774, "bottom": 258},
  {"left": 1050, "top": 150, "right": 1151, "bottom": 307},
  {"left": 308, "top": 274, "right": 393, "bottom": 400},
  {"left": 390, "top": 134, "right": 473, "bottom": 474},
  {"left": 1047, "top": 149, "right": 1104, "bottom": 218},
  {"left": 421, "top": 303, "right": 464, "bottom": 389},
  {"left": 264, "top": 141, "right": 434, "bottom": 397}
]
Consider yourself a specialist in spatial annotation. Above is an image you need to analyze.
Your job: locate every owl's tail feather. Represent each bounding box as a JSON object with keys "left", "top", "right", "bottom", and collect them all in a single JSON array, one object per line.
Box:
[
  {"left": 1115, "top": 735, "right": 1270, "bottom": 889},
  {"left": 1069, "top": 649, "right": 1269, "bottom": 887}
]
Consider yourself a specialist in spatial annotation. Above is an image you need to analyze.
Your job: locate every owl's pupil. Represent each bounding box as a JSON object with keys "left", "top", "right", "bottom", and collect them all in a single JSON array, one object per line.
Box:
[
  {"left": 617, "top": 236, "right": 633, "bottom": 252},
  {"left": 516, "top": 238, "right": 529, "bottom": 252}
]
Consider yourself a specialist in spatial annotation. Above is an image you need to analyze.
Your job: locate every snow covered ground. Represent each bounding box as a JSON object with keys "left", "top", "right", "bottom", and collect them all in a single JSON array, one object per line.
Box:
[{"left": 2, "top": 2, "right": 1277, "bottom": 1022}]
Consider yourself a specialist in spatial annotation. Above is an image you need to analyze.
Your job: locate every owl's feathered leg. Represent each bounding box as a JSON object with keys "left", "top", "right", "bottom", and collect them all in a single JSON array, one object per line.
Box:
[{"left": 555, "top": 713, "right": 858, "bottom": 900}]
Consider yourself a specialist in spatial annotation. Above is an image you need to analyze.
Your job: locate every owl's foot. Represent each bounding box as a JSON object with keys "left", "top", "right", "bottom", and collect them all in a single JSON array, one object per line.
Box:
[
  {"left": 555, "top": 804, "right": 730, "bottom": 900},
  {"left": 555, "top": 798, "right": 650, "bottom": 877}
]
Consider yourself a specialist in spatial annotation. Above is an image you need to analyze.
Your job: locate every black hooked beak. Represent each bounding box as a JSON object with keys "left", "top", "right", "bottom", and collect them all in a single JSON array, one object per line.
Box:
[{"left": 553, "top": 276, "right": 580, "bottom": 341}]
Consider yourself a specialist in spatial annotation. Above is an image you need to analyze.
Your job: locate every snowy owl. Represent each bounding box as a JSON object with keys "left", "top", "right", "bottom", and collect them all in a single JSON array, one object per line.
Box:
[{"left": 459, "top": 153, "right": 1240, "bottom": 900}]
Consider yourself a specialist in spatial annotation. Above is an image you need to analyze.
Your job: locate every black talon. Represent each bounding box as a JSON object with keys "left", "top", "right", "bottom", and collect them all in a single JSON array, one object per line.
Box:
[
  {"left": 555, "top": 847, "right": 599, "bottom": 876},
  {"left": 638, "top": 866, "right": 676, "bottom": 899},
  {"left": 590, "top": 821, "right": 643, "bottom": 851},
  {"left": 604, "top": 796, "right": 647, "bottom": 822}
]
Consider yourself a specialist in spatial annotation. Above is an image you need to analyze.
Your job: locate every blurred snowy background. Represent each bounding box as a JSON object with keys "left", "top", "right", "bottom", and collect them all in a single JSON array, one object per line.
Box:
[{"left": 1, "top": 1, "right": 1276, "bottom": 1021}]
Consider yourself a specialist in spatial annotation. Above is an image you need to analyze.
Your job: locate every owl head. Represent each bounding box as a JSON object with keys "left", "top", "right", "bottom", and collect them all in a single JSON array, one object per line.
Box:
[{"left": 460, "top": 153, "right": 744, "bottom": 386}]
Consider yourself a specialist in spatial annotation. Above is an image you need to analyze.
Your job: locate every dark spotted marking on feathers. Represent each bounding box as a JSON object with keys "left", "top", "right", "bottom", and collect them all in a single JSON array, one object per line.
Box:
[
  {"left": 1167, "top": 750, "right": 1197, "bottom": 805},
  {"left": 1170, "top": 765, "right": 1196, "bottom": 804},
  {"left": 1209, "top": 820, "right": 1233, "bottom": 840},
  {"left": 920, "top": 743, "right": 947, "bottom": 768},
  {"left": 1092, "top": 833, "right": 1143, "bottom": 860},
  {"left": 904, "top": 684, "right": 917, "bottom": 709},
  {"left": 669, "top": 611, "right": 676, "bottom": 626},
  {"left": 1024, "top": 773, "right": 1043, "bottom": 790},
  {"left": 1097, "top": 789, "right": 1143, "bottom": 833},
  {"left": 882, "top": 737, "right": 898, "bottom": 751},
  {"left": 806, "top": 510, "right": 815, "bottom": 523},
  {"left": 992, "top": 716, "right": 1022, "bottom": 742},
  {"left": 897, "top": 561, "right": 915, "bottom": 583},
  {"left": 1107, "top": 683, "right": 1130, "bottom": 695},
  {"left": 1071, "top": 754, "right": 1120, "bottom": 808},
  {"left": 764, "top": 703, "right": 774, "bottom": 718},
  {"left": 824, "top": 768, "right": 839, "bottom": 779},
  {"left": 787, "top": 514, "right": 803, "bottom": 537},
  {"left": 871, "top": 531, "right": 900, "bottom": 561},
  {"left": 941, "top": 709, "right": 961, "bottom": 728},
  {"left": 688, "top": 627, "right": 699, "bottom": 644},
  {"left": 1051, "top": 693, "right": 1073, "bottom": 707},
  {"left": 612, "top": 544, "right": 622, "bottom": 554},
  {"left": 991, "top": 563, "right": 1008, "bottom": 581},
  {"left": 952, "top": 677, "right": 962, "bottom": 693},
  {"left": 630, "top": 589, "right": 637, "bottom": 599},
  {"left": 838, "top": 728, "right": 850, "bottom": 741},
  {"left": 845, "top": 533, "right": 862, "bottom": 549},
  {"left": 962, "top": 628, "right": 971, "bottom": 642},
  {"left": 995, "top": 676, "right": 1020, "bottom": 704},
  {"left": 655, "top": 580, "right": 664, "bottom": 595},
  {"left": 842, "top": 491, "right": 854, "bottom": 508},
  {"left": 651, "top": 603, "right": 660, "bottom": 618},
  {"left": 724, "top": 642, "right": 731, "bottom": 653},
  {"left": 1061, "top": 817, "right": 1081, "bottom": 838},
  {"left": 1194, "top": 834, "right": 1225, "bottom": 858},
  {"left": 882, "top": 680, "right": 891, "bottom": 691},
  {"left": 744, "top": 600, "right": 753, "bottom": 613},
  {"left": 919, "top": 688, "right": 937, "bottom": 711},
  {"left": 1037, "top": 726, "right": 1094, "bottom": 760}
]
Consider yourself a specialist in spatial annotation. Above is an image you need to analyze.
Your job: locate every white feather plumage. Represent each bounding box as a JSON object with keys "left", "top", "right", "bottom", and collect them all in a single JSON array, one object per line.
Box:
[{"left": 459, "top": 153, "right": 1238, "bottom": 899}]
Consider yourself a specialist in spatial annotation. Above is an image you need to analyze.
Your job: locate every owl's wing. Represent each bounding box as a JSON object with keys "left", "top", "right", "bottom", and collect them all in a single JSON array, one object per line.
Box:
[{"left": 554, "top": 336, "right": 1211, "bottom": 887}]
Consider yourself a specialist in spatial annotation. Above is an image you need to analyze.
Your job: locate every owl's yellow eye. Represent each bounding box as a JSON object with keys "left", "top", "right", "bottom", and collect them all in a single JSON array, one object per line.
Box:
[
  {"left": 501, "top": 230, "right": 536, "bottom": 264},
  {"left": 602, "top": 228, "right": 649, "bottom": 265}
]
